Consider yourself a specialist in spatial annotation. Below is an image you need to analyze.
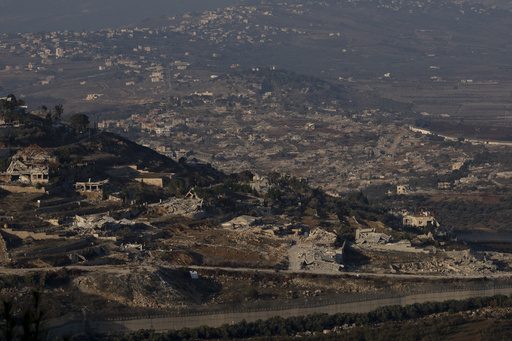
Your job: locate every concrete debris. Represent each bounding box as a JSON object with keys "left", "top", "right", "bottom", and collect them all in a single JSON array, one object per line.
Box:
[
  {"left": 355, "top": 228, "right": 428, "bottom": 254},
  {"left": 121, "top": 243, "right": 143, "bottom": 251},
  {"left": 387, "top": 253, "right": 498, "bottom": 275},
  {"left": 147, "top": 198, "right": 205, "bottom": 218},
  {"left": 72, "top": 214, "right": 138, "bottom": 238},
  {"left": 68, "top": 253, "right": 87, "bottom": 263},
  {"left": 286, "top": 228, "right": 345, "bottom": 272},
  {"left": 221, "top": 215, "right": 261, "bottom": 229},
  {"left": 356, "top": 228, "right": 390, "bottom": 244},
  {"left": 306, "top": 228, "right": 338, "bottom": 246},
  {"left": 295, "top": 246, "right": 343, "bottom": 272},
  {"left": 250, "top": 173, "right": 271, "bottom": 193}
]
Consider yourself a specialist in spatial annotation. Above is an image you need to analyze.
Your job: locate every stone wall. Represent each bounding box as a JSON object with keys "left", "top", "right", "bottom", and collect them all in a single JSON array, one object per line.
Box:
[
  {"left": 134, "top": 177, "right": 164, "bottom": 187},
  {"left": 0, "top": 184, "right": 45, "bottom": 193},
  {"left": 0, "top": 232, "right": 10, "bottom": 263},
  {"left": 0, "top": 227, "right": 61, "bottom": 240}
]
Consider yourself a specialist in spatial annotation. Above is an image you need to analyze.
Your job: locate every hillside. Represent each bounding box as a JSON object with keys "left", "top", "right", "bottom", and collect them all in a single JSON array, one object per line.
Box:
[
  {"left": 1, "top": 97, "right": 512, "bottom": 340},
  {"left": 0, "top": 0, "right": 236, "bottom": 34}
]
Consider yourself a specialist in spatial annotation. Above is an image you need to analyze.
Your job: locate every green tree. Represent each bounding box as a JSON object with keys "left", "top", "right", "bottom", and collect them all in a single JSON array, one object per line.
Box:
[
  {"left": 265, "top": 186, "right": 282, "bottom": 200},
  {"left": 1, "top": 290, "right": 47, "bottom": 341},
  {"left": 68, "top": 113, "right": 89, "bottom": 133},
  {"left": 53, "top": 104, "right": 63, "bottom": 121},
  {"left": 167, "top": 179, "right": 187, "bottom": 197},
  {"left": 238, "top": 170, "right": 254, "bottom": 183},
  {"left": 0, "top": 158, "right": 10, "bottom": 172},
  {"left": 2, "top": 300, "right": 17, "bottom": 341},
  {"left": 6, "top": 94, "right": 17, "bottom": 105}
]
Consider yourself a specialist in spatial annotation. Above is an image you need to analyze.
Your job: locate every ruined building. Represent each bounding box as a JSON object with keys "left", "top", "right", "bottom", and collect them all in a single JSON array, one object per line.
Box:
[
  {"left": 0, "top": 144, "right": 55, "bottom": 185},
  {"left": 402, "top": 208, "right": 438, "bottom": 228}
]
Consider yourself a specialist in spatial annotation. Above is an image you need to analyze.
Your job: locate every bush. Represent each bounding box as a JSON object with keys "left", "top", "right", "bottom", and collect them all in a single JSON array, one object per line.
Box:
[{"left": 246, "top": 288, "right": 259, "bottom": 299}]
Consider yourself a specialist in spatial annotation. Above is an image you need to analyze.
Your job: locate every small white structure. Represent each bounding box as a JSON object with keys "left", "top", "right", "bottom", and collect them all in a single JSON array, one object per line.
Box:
[
  {"left": 397, "top": 185, "right": 408, "bottom": 195},
  {"left": 403, "top": 208, "right": 438, "bottom": 228}
]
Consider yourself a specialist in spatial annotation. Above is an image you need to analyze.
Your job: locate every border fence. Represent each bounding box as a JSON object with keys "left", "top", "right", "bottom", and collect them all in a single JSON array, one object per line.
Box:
[{"left": 44, "top": 279, "right": 512, "bottom": 339}]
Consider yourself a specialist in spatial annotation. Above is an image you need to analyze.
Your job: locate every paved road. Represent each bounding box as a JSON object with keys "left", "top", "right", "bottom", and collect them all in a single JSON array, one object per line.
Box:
[
  {"left": 1, "top": 263, "right": 512, "bottom": 281},
  {"left": 188, "top": 264, "right": 512, "bottom": 280}
]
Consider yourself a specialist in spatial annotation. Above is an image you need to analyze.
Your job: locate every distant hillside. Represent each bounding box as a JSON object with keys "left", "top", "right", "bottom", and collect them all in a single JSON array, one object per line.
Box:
[{"left": 2, "top": 0, "right": 512, "bottom": 132}]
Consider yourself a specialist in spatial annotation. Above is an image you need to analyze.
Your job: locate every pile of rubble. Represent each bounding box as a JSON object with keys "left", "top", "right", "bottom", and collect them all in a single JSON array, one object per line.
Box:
[
  {"left": 306, "top": 228, "right": 338, "bottom": 246},
  {"left": 354, "top": 228, "right": 428, "bottom": 254},
  {"left": 147, "top": 198, "right": 205, "bottom": 219},
  {"left": 287, "top": 228, "right": 345, "bottom": 272},
  {"left": 72, "top": 214, "right": 135, "bottom": 238},
  {"left": 388, "top": 250, "right": 498, "bottom": 276},
  {"left": 295, "top": 246, "right": 344, "bottom": 272}
]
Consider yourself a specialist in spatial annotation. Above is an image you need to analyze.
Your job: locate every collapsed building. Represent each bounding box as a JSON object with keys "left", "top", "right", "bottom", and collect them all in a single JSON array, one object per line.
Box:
[
  {"left": 250, "top": 173, "right": 271, "bottom": 193},
  {"left": 355, "top": 228, "right": 429, "bottom": 254},
  {"left": 356, "top": 228, "right": 391, "bottom": 244},
  {"left": 0, "top": 144, "right": 54, "bottom": 185}
]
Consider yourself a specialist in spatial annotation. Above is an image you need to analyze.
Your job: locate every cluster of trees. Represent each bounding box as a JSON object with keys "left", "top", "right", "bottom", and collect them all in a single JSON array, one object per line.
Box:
[
  {"left": 2, "top": 95, "right": 90, "bottom": 132},
  {"left": 473, "top": 150, "right": 512, "bottom": 169},
  {"left": 1, "top": 291, "right": 47, "bottom": 341},
  {"left": 39, "top": 104, "right": 63, "bottom": 122},
  {"left": 104, "top": 294, "right": 512, "bottom": 341},
  {"left": 0, "top": 96, "right": 16, "bottom": 116},
  {"left": 0, "top": 96, "right": 92, "bottom": 149},
  {"left": 167, "top": 178, "right": 188, "bottom": 197},
  {"left": 427, "top": 197, "right": 512, "bottom": 229},
  {"left": 196, "top": 171, "right": 391, "bottom": 239},
  {"left": 39, "top": 103, "right": 89, "bottom": 132},
  {"left": 162, "top": 171, "right": 375, "bottom": 229},
  {"left": 68, "top": 113, "right": 90, "bottom": 133},
  {"left": 333, "top": 314, "right": 469, "bottom": 341}
]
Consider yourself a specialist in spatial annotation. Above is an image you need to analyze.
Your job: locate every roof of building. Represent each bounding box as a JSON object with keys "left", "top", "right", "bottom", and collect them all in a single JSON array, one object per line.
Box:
[{"left": 14, "top": 144, "right": 53, "bottom": 163}]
